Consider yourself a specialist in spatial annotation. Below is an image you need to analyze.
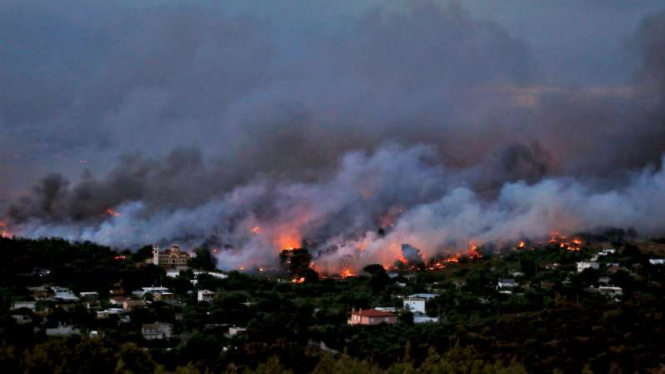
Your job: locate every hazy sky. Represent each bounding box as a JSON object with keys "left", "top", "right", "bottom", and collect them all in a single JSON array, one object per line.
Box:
[{"left": 2, "top": 0, "right": 665, "bottom": 212}]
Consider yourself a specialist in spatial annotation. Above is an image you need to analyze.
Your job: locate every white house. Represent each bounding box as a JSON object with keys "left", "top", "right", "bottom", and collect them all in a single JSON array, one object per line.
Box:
[
  {"left": 413, "top": 313, "right": 439, "bottom": 324},
  {"left": 576, "top": 262, "right": 600, "bottom": 273},
  {"left": 225, "top": 326, "right": 247, "bottom": 338},
  {"left": 598, "top": 286, "right": 623, "bottom": 297},
  {"left": 197, "top": 290, "right": 215, "bottom": 303},
  {"left": 497, "top": 279, "right": 518, "bottom": 289},
  {"left": 11, "top": 301, "right": 36, "bottom": 312},
  {"left": 52, "top": 287, "right": 79, "bottom": 302},
  {"left": 141, "top": 323, "right": 173, "bottom": 340},
  {"left": 79, "top": 292, "right": 99, "bottom": 300},
  {"left": 46, "top": 324, "right": 81, "bottom": 337},
  {"left": 409, "top": 293, "right": 438, "bottom": 301},
  {"left": 649, "top": 259, "right": 665, "bottom": 265},
  {"left": 403, "top": 297, "right": 427, "bottom": 313}
]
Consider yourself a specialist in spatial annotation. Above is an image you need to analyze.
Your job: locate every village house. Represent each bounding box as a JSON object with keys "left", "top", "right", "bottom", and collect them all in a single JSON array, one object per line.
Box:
[
  {"left": 413, "top": 313, "right": 439, "bottom": 324},
  {"left": 11, "top": 313, "right": 32, "bottom": 325},
  {"left": 46, "top": 324, "right": 81, "bottom": 337},
  {"left": 649, "top": 259, "right": 665, "bottom": 265},
  {"left": 11, "top": 301, "right": 37, "bottom": 312},
  {"left": 497, "top": 279, "right": 518, "bottom": 290},
  {"left": 576, "top": 262, "right": 600, "bottom": 273},
  {"left": 375, "top": 307, "right": 398, "bottom": 313},
  {"left": 96, "top": 308, "right": 124, "bottom": 319},
  {"left": 52, "top": 287, "right": 79, "bottom": 302},
  {"left": 348, "top": 309, "right": 398, "bottom": 325},
  {"left": 198, "top": 290, "right": 215, "bottom": 303},
  {"left": 109, "top": 296, "right": 128, "bottom": 307},
  {"left": 598, "top": 286, "right": 623, "bottom": 297},
  {"left": 403, "top": 296, "right": 427, "bottom": 313},
  {"left": 27, "top": 286, "right": 52, "bottom": 300},
  {"left": 225, "top": 326, "right": 247, "bottom": 338},
  {"left": 141, "top": 322, "right": 173, "bottom": 340},
  {"left": 153, "top": 291, "right": 175, "bottom": 304},
  {"left": 123, "top": 299, "right": 147, "bottom": 311},
  {"left": 149, "top": 244, "right": 191, "bottom": 269},
  {"left": 79, "top": 292, "right": 99, "bottom": 300},
  {"left": 409, "top": 293, "right": 438, "bottom": 300}
]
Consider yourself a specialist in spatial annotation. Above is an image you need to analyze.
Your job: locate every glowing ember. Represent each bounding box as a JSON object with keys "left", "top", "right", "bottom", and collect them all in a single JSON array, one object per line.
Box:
[
  {"left": 341, "top": 269, "right": 355, "bottom": 278},
  {"left": 518, "top": 241, "right": 526, "bottom": 248},
  {"left": 292, "top": 277, "right": 306, "bottom": 284},
  {"left": 252, "top": 226, "right": 261, "bottom": 234}
]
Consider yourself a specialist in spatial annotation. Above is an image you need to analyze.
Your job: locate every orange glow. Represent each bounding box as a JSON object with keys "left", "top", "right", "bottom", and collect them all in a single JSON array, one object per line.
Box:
[
  {"left": 518, "top": 241, "right": 526, "bottom": 248},
  {"left": 548, "top": 232, "right": 582, "bottom": 251},
  {"left": 103, "top": 208, "right": 121, "bottom": 218},
  {"left": 292, "top": 277, "right": 306, "bottom": 284},
  {"left": 0, "top": 221, "right": 11, "bottom": 238},
  {"left": 276, "top": 230, "right": 301, "bottom": 251},
  {"left": 252, "top": 226, "right": 261, "bottom": 234},
  {"left": 341, "top": 269, "right": 355, "bottom": 278},
  {"left": 467, "top": 240, "right": 482, "bottom": 259}
]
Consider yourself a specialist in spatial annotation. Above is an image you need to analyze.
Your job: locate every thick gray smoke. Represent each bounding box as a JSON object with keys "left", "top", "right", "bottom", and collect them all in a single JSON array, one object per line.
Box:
[{"left": 3, "top": 1, "right": 665, "bottom": 271}]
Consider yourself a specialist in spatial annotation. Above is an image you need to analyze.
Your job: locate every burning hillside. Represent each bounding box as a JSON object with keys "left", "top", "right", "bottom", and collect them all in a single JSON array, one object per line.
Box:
[{"left": 3, "top": 145, "right": 665, "bottom": 274}]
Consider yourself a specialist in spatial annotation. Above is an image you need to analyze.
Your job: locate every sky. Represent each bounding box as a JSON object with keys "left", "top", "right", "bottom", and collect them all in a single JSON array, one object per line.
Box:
[{"left": 2, "top": 0, "right": 665, "bottom": 270}]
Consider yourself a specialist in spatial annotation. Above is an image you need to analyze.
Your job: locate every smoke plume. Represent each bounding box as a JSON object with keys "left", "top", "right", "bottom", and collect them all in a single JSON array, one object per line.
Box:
[{"left": 2, "top": 1, "right": 665, "bottom": 272}]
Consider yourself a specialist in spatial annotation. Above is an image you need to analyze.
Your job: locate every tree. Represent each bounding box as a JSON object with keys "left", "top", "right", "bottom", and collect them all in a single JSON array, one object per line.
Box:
[
  {"left": 190, "top": 248, "right": 217, "bottom": 271},
  {"left": 115, "top": 343, "right": 156, "bottom": 374},
  {"left": 363, "top": 264, "right": 390, "bottom": 293}
]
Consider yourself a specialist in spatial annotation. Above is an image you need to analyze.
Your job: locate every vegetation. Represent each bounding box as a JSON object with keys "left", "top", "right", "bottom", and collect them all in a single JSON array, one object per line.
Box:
[{"left": 1, "top": 236, "right": 665, "bottom": 373}]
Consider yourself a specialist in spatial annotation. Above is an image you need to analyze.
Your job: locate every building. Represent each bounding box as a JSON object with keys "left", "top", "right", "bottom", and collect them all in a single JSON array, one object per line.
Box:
[
  {"left": 141, "top": 323, "right": 173, "bottom": 340},
  {"left": 11, "top": 301, "right": 37, "bottom": 312},
  {"left": 598, "top": 286, "right": 623, "bottom": 297},
  {"left": 153, "top": 292, "right": 174, "bottom": 303},
  {"left": 413, "top": 313, "right": 439, "bottom": 324},
  {"left": 198, "top": 290, "right": 215, "bottom": 303},
  {"left": 123, "top": 299, "right": 147, "bottom": 311},
  {"left": 225, "top": 326, "right": 247, "bottom": 338},
  {"left": 576, "top": 262, "right": 600, "bottom": 273},
  {"left": 403, "top": 297, "right": 427, "bottom": 313},
  {"left": 497, "top": 279, "right": 518, "bottom": 289},
  {"left": 348, "top": 309, "right": 398, "bottom": 325},
  {"left": 79, "top": 292, "right": 99, "bottom": 300},
  {"left": 649, "top": 259, "right": 665, "bottom": 265},
  {"left": 52, "top": 287, "right": 79, "bottom": 302},
  {"left": 149, "top": 244, "right": 191, "bottom": 269},
  {"left": 409, "top": 293, "right": 438, "bottom": 301},
  {"left": 46, "top": 324, "right": 81, "bottom": 337}
]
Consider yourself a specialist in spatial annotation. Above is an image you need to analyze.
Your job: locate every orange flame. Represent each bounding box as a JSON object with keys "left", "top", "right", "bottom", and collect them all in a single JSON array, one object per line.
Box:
[
  {"left": 252, "top": 226, "right": 261, "bottom": 234},
  {"left": 103, "top": 208, "right": 120, "bottom": 218},
  {"left": 276, "top": 230, "right": 301, "bottom": 251},
  {"left": 341, "top": 269, "right": 355, "bottom": 278},
  {"left": 0, "top": 221, "right": 12, "bottom": 238}
]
